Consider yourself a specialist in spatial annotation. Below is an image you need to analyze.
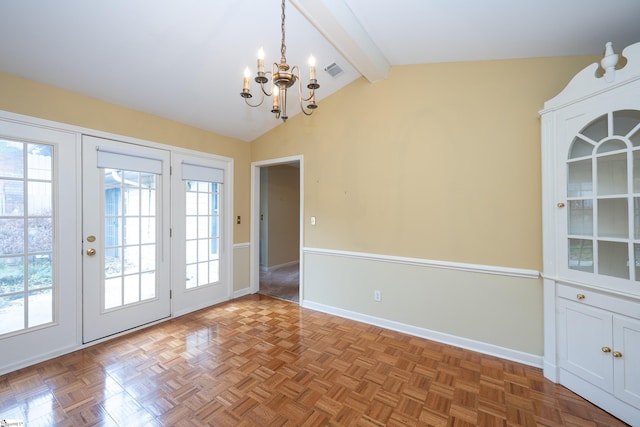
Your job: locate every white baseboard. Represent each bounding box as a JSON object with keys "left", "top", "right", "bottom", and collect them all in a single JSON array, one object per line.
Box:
[
  {"left": 302, "top": 300, "right": 543, "bottom": 368},
  {"left": 264, "top": 260, "right": 299, "bottom": 272},
  {"left": 0, "top": 344, "right": 79, "bottom": 376},
  {"left": 233, "top": 287, "right": 253, "bottom": 299}
]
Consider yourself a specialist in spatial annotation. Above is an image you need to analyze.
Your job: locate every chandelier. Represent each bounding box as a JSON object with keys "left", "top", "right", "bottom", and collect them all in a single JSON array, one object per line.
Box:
[{"left": 240, "top": 0, "right": 319, "bottom": 122}]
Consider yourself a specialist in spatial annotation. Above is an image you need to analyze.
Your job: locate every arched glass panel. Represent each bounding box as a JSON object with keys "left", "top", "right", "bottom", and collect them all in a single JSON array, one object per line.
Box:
[
  {"left": 569, "top": 137, "right": 594, "bottom": 158},
  {"left": 613, "top": 110, "right": 640, "bottom": 137},
  {"left": 596, "top": 139, "right": 627, "bottom": 154},
  {"left": 580, "top": 114, "right": 608, "bottom": 142}
]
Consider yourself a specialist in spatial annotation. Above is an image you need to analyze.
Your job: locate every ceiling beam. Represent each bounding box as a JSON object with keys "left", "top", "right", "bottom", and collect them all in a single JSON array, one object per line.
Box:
[{"left": 290, "top": 0, "right": 390, "bottom": 83}]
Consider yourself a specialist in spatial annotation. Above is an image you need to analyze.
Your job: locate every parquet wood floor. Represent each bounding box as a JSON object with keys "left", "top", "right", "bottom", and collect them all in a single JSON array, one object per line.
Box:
[{"left": 0, "top": 295, "right": 630, "bottom": 426}]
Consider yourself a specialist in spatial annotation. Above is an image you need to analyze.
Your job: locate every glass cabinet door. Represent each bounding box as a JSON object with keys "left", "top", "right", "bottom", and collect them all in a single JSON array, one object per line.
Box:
[{"left": 566, "top": 110, "right": 640, "bottom": 282}]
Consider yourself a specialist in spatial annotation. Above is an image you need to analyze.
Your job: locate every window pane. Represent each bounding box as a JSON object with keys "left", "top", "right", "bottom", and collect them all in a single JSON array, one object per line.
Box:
[
  {"left": 28, "top": 181, "right": 52, "bottom": 216},
  {"left": 0, "top": 257, "right": 24, "bottom": 294},
  {"left": 28, "top": 218, "right": 52, "bottom": 253},
  {"left": 0, "top": 140, "right": 24, "bottom": 178},
  {"left": 104, "top": 277, "right": 122, "bottom": 309},
  {"left": 186, "top": 264, "right": 197, "bottom": 289},
  {"left": 123, "top": 274, "right": 140, "bottom": 305},
  {"left": 140, "top": 245, "right": 155, "bottom": 272},
  {"left": 28, "top": 288, "right": 52, "bottom": 327},
  {"left": 124, "top": 217, "right": 140, "bottom": 245},
  {"left": 28, "top": 254, "right": 52, "bottom": 290},
  {"left": 0, "top": 179, "right": 24, "bottom": 215},
  {"left": 0, "top": 219, "right": 25, "bottom": 255},
  {"left": 27, "top": 144, "right": 52, "bottom": 180},
  {"left": 0, "top": 294, "right": 24, "bottom": 334},
  {"left": 140, "top": 272, "right": 155, "bottom": 300}
]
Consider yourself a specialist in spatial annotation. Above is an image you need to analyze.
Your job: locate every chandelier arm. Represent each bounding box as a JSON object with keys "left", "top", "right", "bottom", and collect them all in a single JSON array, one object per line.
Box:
[
  {"left": 259, "top": 78, "right": 273, "bottom": 97},
  {"left": 244, "top": 90, "right": 265, "bottom": 108},
  {"left": 290, "top": 66, "right": 316, "bottom": 115}
]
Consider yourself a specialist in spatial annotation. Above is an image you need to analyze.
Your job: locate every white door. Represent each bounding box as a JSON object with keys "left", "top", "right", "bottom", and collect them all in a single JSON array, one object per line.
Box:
[
  {"left": 170, "top": 153, "right": 228, "bottom": 315},
  {"left": 613, "top": 315, "right": 640, "bottom": 408},
  {"left": 557, "top": 299, "right": 614, "bottom": 392},
  {"left": 82, "top": 135, "right": 171, "bottom": 342}
]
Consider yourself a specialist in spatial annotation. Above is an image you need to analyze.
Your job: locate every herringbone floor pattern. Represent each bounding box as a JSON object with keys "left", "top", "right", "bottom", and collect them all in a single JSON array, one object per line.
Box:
[{"left": 0, "top": 295, "right": 629, "bottom": 426}]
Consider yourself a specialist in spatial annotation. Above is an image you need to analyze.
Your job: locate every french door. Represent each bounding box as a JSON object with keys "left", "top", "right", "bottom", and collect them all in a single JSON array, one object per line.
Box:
[{"left": 82, "top": 135, "right": 171, "bottom": 342}]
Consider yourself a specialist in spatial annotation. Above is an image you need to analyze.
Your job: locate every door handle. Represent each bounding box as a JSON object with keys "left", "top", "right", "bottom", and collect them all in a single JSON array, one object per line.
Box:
[{"left": 86, "top": 248, "right": 96, "bottom": 256}]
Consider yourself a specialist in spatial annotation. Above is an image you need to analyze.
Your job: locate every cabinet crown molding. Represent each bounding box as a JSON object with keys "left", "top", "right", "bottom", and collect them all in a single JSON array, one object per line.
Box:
[{"left": 541, "top": 41, "right": 640, "bottom": 113}]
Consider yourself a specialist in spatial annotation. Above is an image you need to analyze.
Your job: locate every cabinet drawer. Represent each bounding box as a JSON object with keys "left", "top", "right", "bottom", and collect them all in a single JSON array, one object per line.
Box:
[{"left": 557, "top": 284, "right": 640, "bottom": 320}]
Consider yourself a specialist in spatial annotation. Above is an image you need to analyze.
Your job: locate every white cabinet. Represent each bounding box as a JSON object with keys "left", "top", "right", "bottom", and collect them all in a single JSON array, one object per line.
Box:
[
  {"left": 557, "top": 285, "right": 640, "bottom": 414},
  {"left": 541, "top": 42, "right": 640, "bottom": 425}
]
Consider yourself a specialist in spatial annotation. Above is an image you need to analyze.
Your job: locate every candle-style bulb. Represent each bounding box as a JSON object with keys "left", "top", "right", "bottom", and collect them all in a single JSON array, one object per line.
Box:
[{"left": 243, "top": 67, "right": 251, "bottom": 91}]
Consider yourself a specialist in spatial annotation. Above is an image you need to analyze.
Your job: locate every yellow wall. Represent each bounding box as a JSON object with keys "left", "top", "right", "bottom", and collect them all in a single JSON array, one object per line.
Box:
[
  {"left": 251, "top": 55, "right": 599, "bottom": 270},
  {"left": 0, "top": 71, "right": 251, "bottom": 243}
]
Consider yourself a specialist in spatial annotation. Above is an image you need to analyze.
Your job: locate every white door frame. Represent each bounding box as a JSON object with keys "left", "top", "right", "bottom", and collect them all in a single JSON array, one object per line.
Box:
[{"left": 250, "top": 155, "right": 304, "bottom": 300}]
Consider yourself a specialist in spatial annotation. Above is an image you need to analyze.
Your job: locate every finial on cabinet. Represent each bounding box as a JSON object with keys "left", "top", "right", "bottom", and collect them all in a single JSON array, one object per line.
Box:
[{"left": 601, "top": 42, "right": 619, "bottom": 82}]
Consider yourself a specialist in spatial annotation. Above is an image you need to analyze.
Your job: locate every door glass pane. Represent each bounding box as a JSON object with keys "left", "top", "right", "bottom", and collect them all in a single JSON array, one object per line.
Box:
[
  {"left": 598, "top": 198, "right": 628, "bottom": 238},
  {"left": 597, "top": 152, "right": 627, "bottom": 195},
  {"left": 598, "top": 241, "right": 629, "bottom": 279},
  {"left": 0, "top": 140, "right": 54, "bottom": 335},
  {"left": 103, "top": 168, "right": 157, "bottom": 310},
  {"left": 568, "top": 159, "right": 593, "bottom": 197},
  {"left": 568, "top": 238, "right": 593, "bottom": 272},
  {"left": 568, "top": 200, "right": 593, "bottom": 236},
  {"left": 185, "top": 180, "right": 220, "bottom": 289}
]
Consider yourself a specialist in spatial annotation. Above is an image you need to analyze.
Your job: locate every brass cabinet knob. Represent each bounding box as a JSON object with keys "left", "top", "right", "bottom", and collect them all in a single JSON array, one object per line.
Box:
[
  {"left": 577, "top": 294, "right": 586, "bottom": 300},
  {"left": 86, "top": 248, "right": 96, "bottom": 256},
  {"left": 602, "top": 346, "right": 611, "bottom": 353},
  {"left": 613, "top": 351, "right": 623, "bottom": 358},
  {"left": 557, "top": 202, "right": 565, "bottom": 208}
]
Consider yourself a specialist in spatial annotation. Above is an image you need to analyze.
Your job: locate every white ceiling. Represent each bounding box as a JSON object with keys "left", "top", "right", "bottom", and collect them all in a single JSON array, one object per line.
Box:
[{"left": 0, "top": 0, "right": 639, "bottom": 142}]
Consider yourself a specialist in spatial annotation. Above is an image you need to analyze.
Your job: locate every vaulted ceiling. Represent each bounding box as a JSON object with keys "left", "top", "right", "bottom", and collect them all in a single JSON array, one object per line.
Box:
[{"left": 1, "top": 0, "right": 639, "bottom": 142}]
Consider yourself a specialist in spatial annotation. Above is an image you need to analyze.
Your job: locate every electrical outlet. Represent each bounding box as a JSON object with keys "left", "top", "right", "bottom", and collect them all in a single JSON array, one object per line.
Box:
[{"left": 374, "top": 290, "right": 381, "bottom": 302}]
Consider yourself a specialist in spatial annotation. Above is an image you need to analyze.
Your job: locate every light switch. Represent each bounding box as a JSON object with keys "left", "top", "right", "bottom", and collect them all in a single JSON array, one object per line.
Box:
[{"left": 310, "top": 216, "right": 316, "bottom": 225}]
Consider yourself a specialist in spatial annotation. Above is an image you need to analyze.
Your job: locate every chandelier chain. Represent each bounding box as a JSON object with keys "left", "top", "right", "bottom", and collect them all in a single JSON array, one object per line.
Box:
[{"left": 280, "top": 0, "right": 287, "bottom": 62}]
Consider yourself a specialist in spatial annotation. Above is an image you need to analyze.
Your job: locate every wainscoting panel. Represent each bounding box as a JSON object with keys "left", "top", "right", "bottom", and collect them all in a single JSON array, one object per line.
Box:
[
  {"left": 233, "top": 242, "right": 251, "bottom": 297},
  {"left": 302, "top": 248, "right": 543, "bottom": 366}
]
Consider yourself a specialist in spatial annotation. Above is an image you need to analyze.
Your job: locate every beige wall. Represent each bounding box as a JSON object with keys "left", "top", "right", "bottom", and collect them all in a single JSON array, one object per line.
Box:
[
  {"left": 0, "top": 72, "right": 251, "bottom": 244},
  {"left": 251, "top": 55, "right": 599, "bottom": 270},
  {"left": 264, "top": 165, "right": 300, "bottom": 268}
]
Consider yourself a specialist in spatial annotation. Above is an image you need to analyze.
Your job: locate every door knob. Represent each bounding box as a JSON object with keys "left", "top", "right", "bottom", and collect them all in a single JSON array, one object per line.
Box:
[{"left": 86, "top": 248, "right": 96, "bottom": 256}]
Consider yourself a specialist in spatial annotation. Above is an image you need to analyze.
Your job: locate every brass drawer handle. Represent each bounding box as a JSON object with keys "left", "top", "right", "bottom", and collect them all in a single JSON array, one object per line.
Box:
[
  {"left": 613, "top": 351, "right": 623, "bottom": 358},
  {"left": 576, "top": 294, "right": 586, "bottom": 300},
  {"left": 602, "top": 347, "right": 611, "bottom": 353},
  {"left": 557, "top": 202, "right": 565, "bottom": 208}
]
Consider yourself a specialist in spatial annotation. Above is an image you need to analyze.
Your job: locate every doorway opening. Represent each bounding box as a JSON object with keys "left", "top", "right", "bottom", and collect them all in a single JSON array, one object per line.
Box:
[{"left": 250, "top": 156, "right": 303, "bottom": 303}]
